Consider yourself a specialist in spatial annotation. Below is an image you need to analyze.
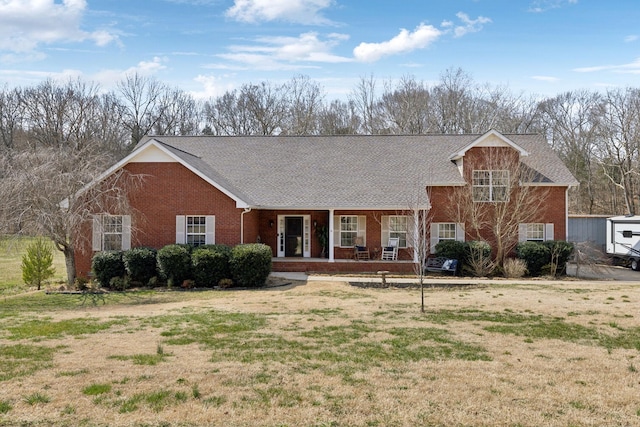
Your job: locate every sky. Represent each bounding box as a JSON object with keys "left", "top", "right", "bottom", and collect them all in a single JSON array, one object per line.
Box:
[{"left": 1, "top": 0, "right": 639, "bottom": 100}]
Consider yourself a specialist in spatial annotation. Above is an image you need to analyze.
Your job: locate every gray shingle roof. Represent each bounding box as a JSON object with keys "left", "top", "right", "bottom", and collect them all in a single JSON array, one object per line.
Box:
[{"left": 140, "top": 133, "right": 577, "bottom": 210}]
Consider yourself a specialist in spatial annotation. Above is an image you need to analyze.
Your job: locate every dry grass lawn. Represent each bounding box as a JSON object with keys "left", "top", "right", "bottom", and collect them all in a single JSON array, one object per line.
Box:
[{"left": 0, "top": 277, "right": 639, "bottom": 426}]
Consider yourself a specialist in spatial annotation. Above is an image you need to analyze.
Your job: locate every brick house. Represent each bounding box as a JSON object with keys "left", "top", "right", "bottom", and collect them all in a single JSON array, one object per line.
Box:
[{"left": 74, "top": 130, "right": 577, "bottom": 277}]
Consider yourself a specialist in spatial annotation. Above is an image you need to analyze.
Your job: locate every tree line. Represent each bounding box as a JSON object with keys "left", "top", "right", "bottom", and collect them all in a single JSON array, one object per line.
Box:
[{"left": 1, "top": 68, "right": 640, "bottom": 224}]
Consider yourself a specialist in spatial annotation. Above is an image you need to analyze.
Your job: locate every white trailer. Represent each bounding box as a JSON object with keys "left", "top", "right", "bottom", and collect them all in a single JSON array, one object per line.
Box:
[{"left": 606, "top": 215, "right": 640, "bottom": 270}]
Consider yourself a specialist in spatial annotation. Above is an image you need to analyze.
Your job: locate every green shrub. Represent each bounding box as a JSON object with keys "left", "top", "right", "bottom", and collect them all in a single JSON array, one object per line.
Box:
[
  {"left": 157, "top": 244, "right": 191, "bottom": 286},
  {"left": 192, "top": 245, "right": 231, "bottom": 287},
  {"left": 542, "top": 240, "right": 574, "bottom": 276},
  {"left": 122, "top": 247, "right": 157, "bottom": 285},
  {"left": 229, "top": 244, "right": 272, "bottom": 288},
  {"left": 21, "top": 237, "right": 56, "bottom": 290},
  {"left": 91, "top": 251, "right": 125, "bottom": 288},
  {"left": 434, "top": 240, "right": 465, "bottom": 261},
  {"left": 516, "top": 241, "right": 551, "bottom": 277}
]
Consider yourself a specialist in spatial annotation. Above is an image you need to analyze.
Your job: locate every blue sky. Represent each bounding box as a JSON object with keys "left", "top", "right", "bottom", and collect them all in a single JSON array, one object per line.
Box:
[{"left": 1, "top": 0, "right": 639, "bottom": 99}]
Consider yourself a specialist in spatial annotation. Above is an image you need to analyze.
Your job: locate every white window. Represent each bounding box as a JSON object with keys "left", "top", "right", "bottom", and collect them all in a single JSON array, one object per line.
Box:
[
  {"left": 429, "top": 222, "right": 465, "bottom": 253},
  {"left": 382, "top": 215, "right": 409, "bottom": 248},
  {"left": 92, "top": 214, "right": 131, "bottom": 251},
  {"left": 186, "top": 216, "right": 207, "bottom": 246},
  {"left": 340, "top": 216, "right": 358, "bottom": 247},
  {"left": 473, "top": 170, "right": 509, "bottom": 202},
  {"left": 333, "top": 215, "right": 366, "bottom": 247},
  {"left": 176, "top": 215, "right": 215, "bottom": 246},
  {"left": 519, "top": 223, "right": 554, "bottom": 242}
]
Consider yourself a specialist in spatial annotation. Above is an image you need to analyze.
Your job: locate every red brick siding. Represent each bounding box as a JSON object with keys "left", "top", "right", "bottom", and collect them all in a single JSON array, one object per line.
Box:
[{"left": 75, "top": 162, "right": 246, "bottom": 278}]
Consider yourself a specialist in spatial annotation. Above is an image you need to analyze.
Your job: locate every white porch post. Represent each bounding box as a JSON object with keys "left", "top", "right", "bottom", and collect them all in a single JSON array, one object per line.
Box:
[{"left": 328, "top": 208, "right": 335, "bottom": 262}]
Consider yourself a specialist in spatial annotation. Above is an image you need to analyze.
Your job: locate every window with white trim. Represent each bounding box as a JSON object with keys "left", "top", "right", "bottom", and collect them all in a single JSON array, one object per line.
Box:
[
  {"left": 525, "top": 223, "right": 545, "bottom": 241},
  {"left": 389, "top": 216, "right": 408, "bottom": 248},
  {"left": 186, "top": 216, "right": 206, "bottom": 246},
  {"left": 429, "top": 222, "right": 465, "bottom": 253},
  {"left": 92, "top": 214, "right": 131, "bottom": 252},
  {"left": 519, "top": 223, "right": 554, "bottom": 242},
  {"left": 472, "top": 170, "right": 509, "bottom": 202},
  {"left": 438, "top": 223, "right": 457, "bottom": 241},
  {"left": 340, "top": 216, "right": 359, "bottom": 247},
  {"left": 176, "top": 215, "right": 215, "bottom": 246},
  {"left": 102, "top": 215, "right": 123, "bottom": 250}
]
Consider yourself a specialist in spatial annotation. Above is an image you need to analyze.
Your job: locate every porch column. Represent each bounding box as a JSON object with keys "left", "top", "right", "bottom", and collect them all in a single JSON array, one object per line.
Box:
[{"left": 328, "top": 208, "right": 335, "bottom": 262}]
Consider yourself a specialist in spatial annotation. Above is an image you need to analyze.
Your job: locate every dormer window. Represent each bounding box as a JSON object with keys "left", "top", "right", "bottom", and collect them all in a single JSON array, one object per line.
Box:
[{"left": 473, "top": 170, "right": 509, "bottom": 202}]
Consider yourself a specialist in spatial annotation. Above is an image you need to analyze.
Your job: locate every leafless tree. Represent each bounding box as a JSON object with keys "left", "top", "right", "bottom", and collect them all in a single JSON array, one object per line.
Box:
[
  {"left": 379, "top": 75, "right": 431, "bottom": 134},
  {"left": 152, "top": 88, "right": 201, "bottom": 136},
  {"left": 282, "top": 75, "right": 325, "bottom": 135},
  {"left": 349, "top": 75, "right": 383, "bottom": 134},
  {"left": 0, "top": 146, "right": 142, "bottom": 284},
  {"left": 599, "top": 88, "right": 640, "bottom": 215},
  {"left": 117, "top": 73, "right": 171, "bottom": 147},
  {"left": 445, "top": 147, "right": 550, "bottom": 266},
  {"left": 0, "top": 86, "right": 24, "bottom": 151},
  {"left": 537, "top": 90, "right": 605, "bottom": 213},
  {"left": 318, "top": 99, "right": 361, "bottom": 135}
]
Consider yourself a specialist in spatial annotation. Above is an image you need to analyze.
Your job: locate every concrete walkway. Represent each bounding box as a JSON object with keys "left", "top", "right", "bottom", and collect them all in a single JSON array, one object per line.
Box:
[{"left": 270, "top": 265, "right": 640, "bottom": 286}]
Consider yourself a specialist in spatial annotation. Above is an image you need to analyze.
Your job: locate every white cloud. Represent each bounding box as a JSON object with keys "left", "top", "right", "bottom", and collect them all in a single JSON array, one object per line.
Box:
[
  {"left": 213, "top": 32, "right": 351, "bottom": 70},
  {"left": 92, "top": 57, "right": 168, "bottom": 88},
  {"left": 452, "top": 12, "right": 492, "bottom": 38},
  {"left": 528, "top": 0, "right": 578, "bottom": 13},
  {"left": 624, "top": 35, "right": 638, "bottom": 43},
  {"left": 353, "top": 23, "right": 442, "bottom": 63},
  {"left": 225, "top": 0, "right": 335, "bottom": 25},
  {"left": 574, "top": 58, "right": 640, "bottom": 74},
  {"left": 0, "top": 0, "right": 119, "bottom": 53}
]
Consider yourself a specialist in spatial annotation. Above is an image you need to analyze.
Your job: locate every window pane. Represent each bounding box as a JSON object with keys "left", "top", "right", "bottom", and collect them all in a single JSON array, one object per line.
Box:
[
  {"left": 341, "top": 232, "right": 357, "bottom": 247},
  {"left": 526, "top": 223, "right": 544, "bottom": 241},
  {"left": 103, "top": 234, "right": 122, "bottom": 251},
  {"left": 340, "top": 216, "right": 358, "bottom": 231},
  {"left": 186, "top": 216, "right": 206, "bottom": 246},
  {"left": 438, "top": 223, "right": 456, "bottom": 240}
]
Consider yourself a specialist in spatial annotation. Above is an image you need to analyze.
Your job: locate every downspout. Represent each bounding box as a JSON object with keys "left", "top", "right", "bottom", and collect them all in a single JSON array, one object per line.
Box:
[
  {"left": 240, "top": 207, "right": 251, "bottom": 244},
  {"left": 328, "top": 208, "right": 335, "bottom": 262}
]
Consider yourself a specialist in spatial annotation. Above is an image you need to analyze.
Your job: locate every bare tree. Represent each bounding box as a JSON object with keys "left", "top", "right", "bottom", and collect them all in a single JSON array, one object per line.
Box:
[
  {"left": 117, "top": 73, "right": 171, "bottom": 147},
  {"left": 282, "top": 74, "right": 324, "bottom": 135},
  {"left": 0, "top": 86, "right": 24, "bottom": 151},
  {"left": 318, "top": 99, "right": 361, "bottom": 135},
  {"left": 349, "top": 75, "right": 383, "bottom": 134},
  {"left": 599, "top": 88, "right": 640, "bottom": 215},
  {"left": 445, "top": 147, "right": 550, "bottom": 266},
  {"left": 0, "top": 146, "right": 142, "bottom": 284},
  {"left": 380, "top": 75, "right": 431, "bottom": 134},
  {"left": 403, "top": 185, "right": 433, "bottom": 312}
]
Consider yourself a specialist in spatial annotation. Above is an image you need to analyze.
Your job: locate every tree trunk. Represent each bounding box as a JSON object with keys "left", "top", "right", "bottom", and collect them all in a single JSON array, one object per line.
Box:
[{"left": 63, "top": 246, "right": 76, "bottom": 285}]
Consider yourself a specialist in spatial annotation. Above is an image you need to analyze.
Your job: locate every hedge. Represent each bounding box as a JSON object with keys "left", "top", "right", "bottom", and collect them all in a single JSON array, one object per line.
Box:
[
  {"left": 229, "top": 244, "right": 272, "bottom": 287},
  {"left": 191, "top": 245, "right": 231, "bottom": 287},
  {"left": 91, "top": 251, "right": 125, "bottom": 288}
]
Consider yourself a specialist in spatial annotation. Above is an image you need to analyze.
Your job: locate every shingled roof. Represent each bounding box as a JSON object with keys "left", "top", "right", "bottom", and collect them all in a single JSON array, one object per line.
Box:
[{"left": 133, "top": 132, "right": 577, "bottom": 210}]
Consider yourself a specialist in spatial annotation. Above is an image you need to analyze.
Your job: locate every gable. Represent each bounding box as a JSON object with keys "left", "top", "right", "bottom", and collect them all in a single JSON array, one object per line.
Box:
[
  {"left": 449, "top": 129, "right": 529, "bottom": 161},
  {"left": 129, "top": 144, "right": 176, "bottom": 163}
]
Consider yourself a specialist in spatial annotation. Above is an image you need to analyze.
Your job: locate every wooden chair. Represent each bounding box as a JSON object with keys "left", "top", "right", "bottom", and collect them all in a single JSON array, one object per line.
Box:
[
  {"left": 381, "top": 237, "right": 399, "bottom": 261},
  {"left": 353, "top": 237, "right": 370, "bottom": 260}
]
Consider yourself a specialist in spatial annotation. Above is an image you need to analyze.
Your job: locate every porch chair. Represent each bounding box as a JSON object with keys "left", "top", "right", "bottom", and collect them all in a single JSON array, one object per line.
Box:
[
  {"left": 380, "top": 237, "right": 399, "bottom": 261},
  {"left": 353, "top": 237, "right": 370, "bottom": 260}
]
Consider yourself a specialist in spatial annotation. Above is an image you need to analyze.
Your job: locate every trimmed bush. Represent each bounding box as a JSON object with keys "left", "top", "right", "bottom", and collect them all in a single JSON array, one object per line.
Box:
[
  {"left": 542, "top": 240, "right": 574, "bottom": 276},
  {"left": 229, "top": 243, "right": 272, "bottom": 288},
  {"left": 434, "top": 240, "right": 466, "bottom": 261},
  {"left": 91, "top": 251, "right": 125, "bottom": 288},
  {"left": 192, "top": 245, "right": 231, "bottom": 287},
  {"left": 157, "top": 244, "right": 191, "bottom": 286},
  {"left": 516, "top": 241, "right": 551, "bottom": 277},
  {"left": 122, "top": 247, "right": 157, "bottom": 285}
]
